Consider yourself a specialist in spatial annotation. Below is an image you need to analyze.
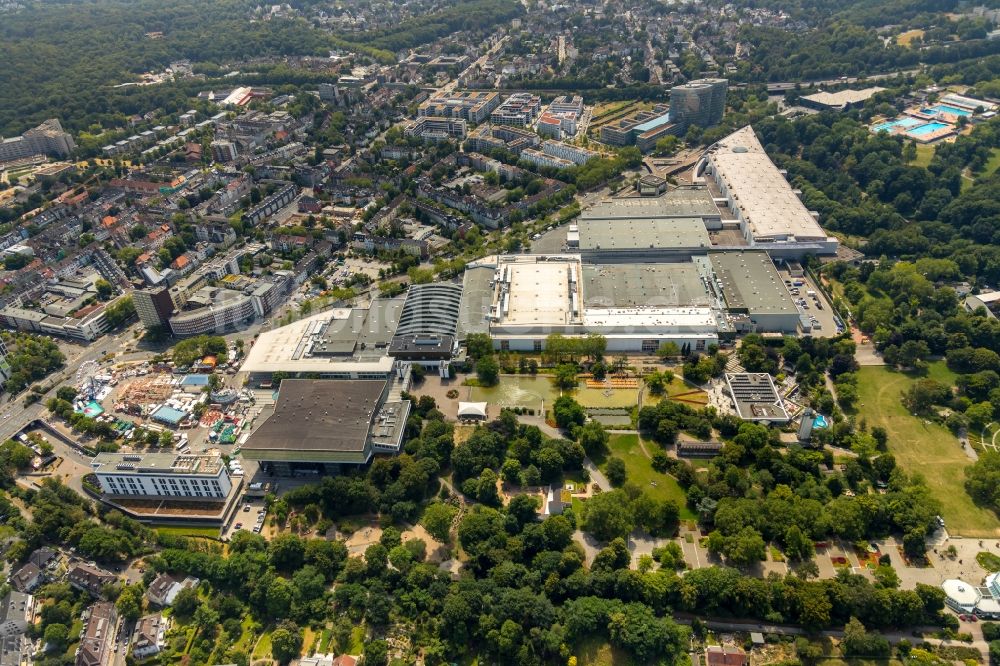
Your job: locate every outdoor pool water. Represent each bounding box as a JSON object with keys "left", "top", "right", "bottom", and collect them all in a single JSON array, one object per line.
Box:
[
  {"left": 813, "top": 414, "right": 829, "bottom": 429},
  {"left": 872, "top": 117, "right": 921, "bottom": 132},
  {"left": 77, "top": 401, "right": 105, "bottom": 417},
  {"left": 907, "top": 121, "right": 950, "bottom": 136},
  {"left": 923, "top": 104, "right": 972, "bottom": 117}
]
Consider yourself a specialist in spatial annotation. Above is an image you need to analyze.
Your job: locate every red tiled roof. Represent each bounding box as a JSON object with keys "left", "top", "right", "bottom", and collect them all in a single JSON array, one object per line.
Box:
[{"left": 707, "top": 646, "right": 747, "bottom": 666}]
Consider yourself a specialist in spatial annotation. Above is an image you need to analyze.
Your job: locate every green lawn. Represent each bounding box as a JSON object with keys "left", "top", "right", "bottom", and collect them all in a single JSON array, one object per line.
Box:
[
  {"left": 232, "top": 616, "right": 257, "bottom": 653},
  {"left": 573, "top": 383, "right": 639, "bottom": 409},
  {"left": 642, "top": 376, "right": 708, "bottom": 406},
  {"left": 911, "top": 143, "right": 935, "bottom": 167},
  {"left": 981, "top": 147, "right": 1000, "bottom": 178},
  {"left": 855, "top": 363, "right": 1000, "bottom": 536},
  {"left": 154, "top": 525, "right": 221, "bottom": 539},
  {"left": 252, "top": 629, "right": 273, "bottom": 660},
  {"left": 605, "top": 433, "right": 695, "bottom": 520},
  {"left": 574, "top": 635, "right": 636, "bottom": 666},
  {"left": 974, "top": 421, "right": 1000, "bottom": 448},
  {"left": 348, "top": 626, "right": 365, "bottom": 654}
]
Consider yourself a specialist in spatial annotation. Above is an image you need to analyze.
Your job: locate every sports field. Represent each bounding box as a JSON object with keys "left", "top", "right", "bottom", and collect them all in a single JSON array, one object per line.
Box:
[{"left": 856, "top": 363, "right": 1000, "bottom": 536}]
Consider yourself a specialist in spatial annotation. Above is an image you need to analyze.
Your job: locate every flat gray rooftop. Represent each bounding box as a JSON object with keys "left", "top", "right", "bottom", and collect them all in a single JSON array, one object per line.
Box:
[
  {"left": 578, "top": 217, "right": 711, "bottom": 250},
  {"left": 242, "top": 379, "right": 383, "bottom": 453},
  {"left": 709, "top": 251, "right": 796, "bottom": 314},
  {"left": 582, "top": 188, "right": 720, "bottom": 220},
  {"left": 290, "top": 298, "right": 403, "bottom": 360},
  {"left": 725, "top": 372, "right": 790, "bottom": 422},
  {"left": 457, "top": 266, "right": 494, "bottom": 339},
  {"left": 582, "top": 263, "right": 711, "bottom": 308}
]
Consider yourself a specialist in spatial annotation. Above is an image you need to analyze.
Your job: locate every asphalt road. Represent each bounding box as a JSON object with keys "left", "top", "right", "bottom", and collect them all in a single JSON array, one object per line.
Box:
[
  {"left": 0, "top": 322, "right": 149, "bottom": 442},
  {"left": 678, "top": 616, "right": 988, "bottom": 661}
]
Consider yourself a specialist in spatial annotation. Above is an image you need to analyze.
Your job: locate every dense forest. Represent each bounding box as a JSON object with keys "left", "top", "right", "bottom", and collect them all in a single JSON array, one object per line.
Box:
[
  {"left": 0, "top": 0, "right": 520, "bottom": 136},
  {"left": 738, "top": 23, "right": 1000, "bottom": 82},
  {"left": 730, "top": 0, "right": 968, "bottom": 25},
  {"left": 350, "top": 0, "right": 522, "bottom": 53},
  {"left": 0, "top": 0, "right": 330, "bottom": 135}
]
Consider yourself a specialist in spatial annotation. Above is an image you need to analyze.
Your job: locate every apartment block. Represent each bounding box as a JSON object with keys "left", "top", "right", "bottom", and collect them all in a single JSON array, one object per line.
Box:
[
  {"left": 541, "top": 140, "right": 598, "bottom": 165},
  {"left": 490, "top": 93, "right": 542, "bottom": 126},
  {"left": 417, "top": 91, "right": 500, "bottom": 123},
  {"left": 403, "top": 116, "right": 468, "bottom": 142},
  {"left": 90, "top": 452, "right": 233, "bottom": 500},
  {"left": 0, "top": 119, "right": 76, "bottom": 162}
]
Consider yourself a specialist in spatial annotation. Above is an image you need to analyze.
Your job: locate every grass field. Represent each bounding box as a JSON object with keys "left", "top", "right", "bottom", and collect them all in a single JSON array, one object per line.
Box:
[
  {"left": 232, "top": 616, "right": 257, "bottom": 653},
  {"left": 574, "top": 383, "right": 639, "bottom": 408},
  {"left": 974, "top": 421, "right": 1000, "bottom": 450},
  {"left": 348, "top": 626, "right": 365, "bottom": 654},
  {"left": 961, "top": 173, "right": 975, "bottom": 192},
  {"left": 911, "top": 143, "right": 935, "bottom": 168},
  {"left": 591, "top": 100, "right": 634, "bottom": 118},
  {"left": 252, "top": 629, "right": 273, "bottom": 660},
  {"left": 855, "top": 363, "right": 1000, "bottom": 536},
  {"left": 453, "top": 424, "right": 476, "bottom": 445},
  {"left": 604, "top": 433, "right": 695, "bottom": 520},
  {"left": 897, "top": 28, "right": 925, "bottom": 46},
  {"left": 642, "top": 376, "right": 709, "bottom": 406},
  {"left": 981, "top": 148, "right": 1000, "bottom": 178},
  {"left": 977, "top": 551, "right": 1000, "bottom": 570},
  {"left": 154, "top": 525, "right": 221, "bottom": 539},
  {"left": 574, "top": 635, "right": 634, "bottom": 666},
  {"left": 301, "top": 627, "right": 318, "bottom": 656}
]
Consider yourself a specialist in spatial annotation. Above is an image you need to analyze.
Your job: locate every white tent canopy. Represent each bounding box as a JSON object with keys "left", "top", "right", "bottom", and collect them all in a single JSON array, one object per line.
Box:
[{"left": 457, "top": 402, "right": 488, "bottom": 420}]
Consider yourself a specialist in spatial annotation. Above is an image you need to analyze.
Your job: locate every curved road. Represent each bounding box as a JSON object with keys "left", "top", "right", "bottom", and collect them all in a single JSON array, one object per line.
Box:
[
  {"left": 0, "top": 322, "right": 148, "bottom": 442},
  {"left": 678, "top": 616, "right": 988, "bottom": 661}
]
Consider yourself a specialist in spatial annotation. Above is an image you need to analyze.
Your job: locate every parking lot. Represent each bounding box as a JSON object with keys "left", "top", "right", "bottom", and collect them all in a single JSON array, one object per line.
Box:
[
  {"left": 224, "top": 498, "right": 268, "bottom": 539},
  {"left": 775, "top": 268, "right": 841, "bottom": 336},
  {"left": 341, "top": 256, "right": 389, "bottom": 281},
  {"left": 528, "top": 224, "right": 569, "bottom": 254}
]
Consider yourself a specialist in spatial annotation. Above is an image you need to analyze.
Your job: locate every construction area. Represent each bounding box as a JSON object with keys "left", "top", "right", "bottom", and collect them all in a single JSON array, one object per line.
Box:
[{"left": 58, "top": 356, "right": 259, "bottom": 456}]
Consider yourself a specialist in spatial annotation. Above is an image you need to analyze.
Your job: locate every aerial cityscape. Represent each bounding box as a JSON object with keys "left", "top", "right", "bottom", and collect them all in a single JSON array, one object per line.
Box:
[{"left": 1, "top": 0, "right": 1000, "bottom": 665}]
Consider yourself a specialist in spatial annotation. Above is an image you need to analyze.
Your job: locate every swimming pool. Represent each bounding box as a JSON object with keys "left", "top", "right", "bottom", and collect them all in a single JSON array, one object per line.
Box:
[
  {"left": 813, "top": 414, "right": 828, "bottom": 429},
  {"left": 76, "top": 401, "right": 105, "bottom": 418},
  {"left": 922, "top": 104, "right": 972, "bottom": 117},
  {"left": 907, "top": 121, "right": 951, "bottom": 136},
  {"left": 872, "top": 117, "right": 921, "bottom": 132}
]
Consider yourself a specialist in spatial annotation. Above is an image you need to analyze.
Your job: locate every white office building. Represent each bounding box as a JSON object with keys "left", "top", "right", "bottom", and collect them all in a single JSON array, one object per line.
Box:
[
  {"left": 541, "top": 140, "right": 598, "bottom": 165},
  {"left": 519, "top": 148, "right": 575, "bottom": 170},
  {"left": 90, "top": 453, "right": 232, "bottom": 499}
]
